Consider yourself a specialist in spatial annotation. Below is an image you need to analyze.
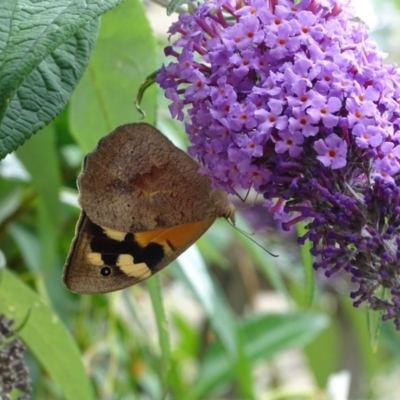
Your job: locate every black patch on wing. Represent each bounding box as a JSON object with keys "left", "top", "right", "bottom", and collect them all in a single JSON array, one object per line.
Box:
[{"left": 86, "top": 218, "right": 164, "bottom": 270}]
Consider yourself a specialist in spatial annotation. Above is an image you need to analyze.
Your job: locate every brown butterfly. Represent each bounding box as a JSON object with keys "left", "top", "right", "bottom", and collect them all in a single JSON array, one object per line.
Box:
[{"left": 63, "top": 123, "right": 235, "bottom": 294}]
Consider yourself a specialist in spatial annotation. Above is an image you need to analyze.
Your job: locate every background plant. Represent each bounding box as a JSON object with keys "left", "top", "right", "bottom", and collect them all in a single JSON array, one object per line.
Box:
[{"left": 0, "top": 0, "right": 400, "bottom": 399}]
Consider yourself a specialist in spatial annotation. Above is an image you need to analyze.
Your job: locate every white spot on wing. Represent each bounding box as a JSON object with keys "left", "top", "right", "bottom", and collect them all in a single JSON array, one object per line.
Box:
[
  {"left": 103, "top": 227, "right": 126, "bottom": 241},
  {"left": 117, "top": 254, "right": 152, "bottom": 279},
  {"left": 88, "top": 252, "right": 104, "bottom": 266}
]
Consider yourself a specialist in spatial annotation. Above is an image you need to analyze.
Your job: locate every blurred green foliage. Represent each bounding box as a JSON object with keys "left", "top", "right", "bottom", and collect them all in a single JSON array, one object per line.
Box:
[{"left": 1, "top": 0, "right": 400, "bottom": 399}]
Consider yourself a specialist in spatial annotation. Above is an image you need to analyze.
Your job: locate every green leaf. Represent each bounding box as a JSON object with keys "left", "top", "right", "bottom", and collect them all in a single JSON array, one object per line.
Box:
[
  {"left": 175, "top": 246, "right": 255, "bottom": 399},
  {"left": 0, "top": 186, "right": 23, "bottom": 225},
  {"left": 8, "top": 224, "right": 40, "bottom": 273},
  {"left": 17, "top": 124, "right": 61, "bottom": 232},
  {"left": 0, "top": 269, "right": 95, "bottom": 400},
  {"left": 146, "top": 276, "right": 171, "bottom": 394},
  {"left": 367, "top": 287, "right": 384, "bottom": 351},
  {"left": 16, "top": 124, "right": 62, "bottom": 301},
  {"left": 69, "top": 0, "right": 157, "bottom": 152},
  {"left": 192, "top": 312, "right": 329, "bottom": 396},
  {"left": 0, "top": 0, "right": 124, "bottom": 159},
  {"left": 175, "top": 246, "right": 238, "bottom": 357},
  {"left": 297, "top": 221, "right": 315, "bottom": 308}
]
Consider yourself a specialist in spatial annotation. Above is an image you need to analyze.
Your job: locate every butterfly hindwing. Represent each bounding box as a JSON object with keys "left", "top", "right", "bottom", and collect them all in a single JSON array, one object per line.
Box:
[{"left": 63, "top": 212, "right": 216, "bottom": 294}]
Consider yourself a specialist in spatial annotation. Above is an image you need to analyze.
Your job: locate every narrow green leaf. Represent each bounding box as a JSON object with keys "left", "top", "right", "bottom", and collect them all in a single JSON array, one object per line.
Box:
[
  {"left": 146, "top": 275, "right": 171, "bottom": 398},
  {"left": 17, "top": 124, "right": 61, "bottom": 232},
  {"left": 233, "top": 327, "right": 255, "bottom": 399},
  {"left": 339, "top": 297, "right": 380, "bottom": 379},
  {"left": 0, "top": 269, "right": 95, "bottom": 400},
  {"left": 8, "top": 224, "right": 41, "bottom": 273},
  {"left": 16, "top": 125, "right": 62, "bottom": 301},
  {"left": 69, "top": 0, "right": 157, "bottom": 152},
  {"left": 0, "top": 0, "right": 123, "bottom": 158},
  {"left": 297, "top": 221, "right": 315, "bottom": 308},
  {"left": 0, "top": 186, "right": 23, "bottom": 224},
  {"left": 175, "top": 246, "right": 256, "bottom": 399},
  {"left": 176, "top": 246, "right": 238, "bottom": 357},
  {"left": 233, "top": 213, "right": 287, "bottom": 295},
  {"left": 367, "top": 287, "right": 384, "bottom": 352}
]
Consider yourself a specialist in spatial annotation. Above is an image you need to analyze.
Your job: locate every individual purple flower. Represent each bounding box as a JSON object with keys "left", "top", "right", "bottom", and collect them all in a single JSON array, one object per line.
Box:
[
  {"left": 377, "top": 142, "right": 400, "bottom": 173},
  {"left": 164, "top": 88, "right": 185, "bottom": 120},
  {"left": 157, "top": 0, "right": 400, "bottom": 329},
  {"left": 223, "top": 15, "right": 265, "bottom": 50},
  {"left": 184, "top": 70, "right": 210, "bottom": 100},
  {"left": 288, "top": 107, "right": 319, "bottom": 137},
  {"left": 275, "top": 130, "right": 304, "bottom": 157},
  {"left": 286, "top": 79, "right": 319, "bottom": 110},
  {"left": 314, "top": 133, "right": 348, "bottom": 169},
  {"left": 352, "top": 123, "right": 383, "bottom": 149},
  {"left": 254, "top": 99, "right": 288, "bottom": 134},
  {"left": 265, "top": 22, "right": 301, "bottom": 59},
  {"left": 306, "top": 95, "right": 342, "bottom": 128},
  {"left": 346, "top": 97, "right": 376, "bottom": 128}
]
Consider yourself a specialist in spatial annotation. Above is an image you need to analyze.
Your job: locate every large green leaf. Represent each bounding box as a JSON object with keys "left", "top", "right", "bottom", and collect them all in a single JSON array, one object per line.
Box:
[
  {"left": 192, "top": 312, "right": 329, "bottom": 396},
  {"left": 0, "top": 0, "right": 124, "bottom": 159},
  {"left": 69, "top": 0, "right": 158, "bottom": 152},
  {"left": 0, "top": 269, "right": 95, "bottom": 400}
]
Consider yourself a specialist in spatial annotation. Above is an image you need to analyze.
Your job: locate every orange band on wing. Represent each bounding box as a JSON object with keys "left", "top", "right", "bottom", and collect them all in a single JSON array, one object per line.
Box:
[{"left": 134, "top": 218, "right": 214, "bottom": 251}]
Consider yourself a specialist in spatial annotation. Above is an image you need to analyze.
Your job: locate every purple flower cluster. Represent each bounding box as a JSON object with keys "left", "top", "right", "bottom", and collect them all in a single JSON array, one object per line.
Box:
[{"left": 157, "top": 0, "right": 400, "bottom": 329}]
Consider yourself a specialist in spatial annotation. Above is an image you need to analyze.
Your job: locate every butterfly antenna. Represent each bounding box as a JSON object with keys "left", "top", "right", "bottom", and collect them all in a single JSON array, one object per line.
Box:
[
  {"left": 233, "top": 187, "right": 252, "bottom": 202},
  {"left": 226, "top": 219, "right": 278, "bottom": 257}
]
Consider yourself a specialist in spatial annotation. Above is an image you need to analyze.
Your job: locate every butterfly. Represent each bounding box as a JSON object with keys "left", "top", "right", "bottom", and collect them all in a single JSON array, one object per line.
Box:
[{"left": 63, "top": 123, "right": 235, "bottom": 294}]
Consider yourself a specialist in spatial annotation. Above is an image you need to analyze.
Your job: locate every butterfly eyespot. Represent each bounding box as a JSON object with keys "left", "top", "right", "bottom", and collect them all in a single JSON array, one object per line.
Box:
[{"left": 100, "top": 267, "right": 112, "bottom": 277}]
